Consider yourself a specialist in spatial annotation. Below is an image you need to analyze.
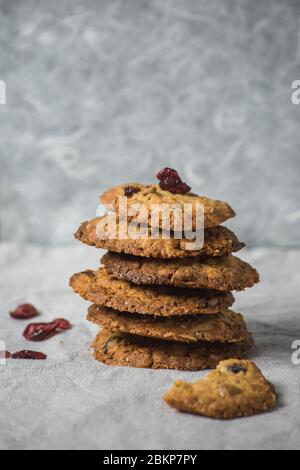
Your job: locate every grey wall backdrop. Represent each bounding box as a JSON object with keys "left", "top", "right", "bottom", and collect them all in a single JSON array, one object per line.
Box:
[{"left": 1, "top": 0, "right": 300, "bottom": 246}]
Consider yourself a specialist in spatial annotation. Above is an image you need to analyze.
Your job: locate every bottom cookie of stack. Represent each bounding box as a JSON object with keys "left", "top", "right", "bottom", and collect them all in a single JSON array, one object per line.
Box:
[
  {"left": 93, "top": 329, "right": 253, "bottom": 371},
  {"left": 88, "top": 303, "right": 254, "bottom": 371}
]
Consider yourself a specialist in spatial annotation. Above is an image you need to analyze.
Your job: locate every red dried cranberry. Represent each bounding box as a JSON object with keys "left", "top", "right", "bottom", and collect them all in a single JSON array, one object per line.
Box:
[
  {"left": 156, "top": 168, "right": 191, "bottom": 194},
  {"left": 11, "top": 350, "right": 47, "bottom": 360},
  {"left": 124, "top": 186, "right": 141, "bottom": 198},
  {"left": 0, "top": 350, "right": 11, "bottom": 359},
  {"left": 53, "top": 318, "right": 72, "bottom": 331},
  {"left": 23, "top": 318, "right": 72, "bottom": 342},
  {"left": 10, "top": 303, "right": 39, "bottom": 320}
]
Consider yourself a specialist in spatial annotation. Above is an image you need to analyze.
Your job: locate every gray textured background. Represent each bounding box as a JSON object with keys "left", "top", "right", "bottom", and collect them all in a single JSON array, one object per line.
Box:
[{"left": 1, "top": 0, "right": 300, "bottom": 247}]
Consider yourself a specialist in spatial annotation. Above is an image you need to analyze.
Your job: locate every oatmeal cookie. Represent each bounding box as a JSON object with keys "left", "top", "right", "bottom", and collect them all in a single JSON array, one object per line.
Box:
[
  {"left": 70, "top": 268, "right": 235, "bottom": 317},
  {"left": 164, "top": 359, "right": 276, "bottom": 419},
  {"left": 101, "top": 183, "right": 235, "bottom": 230},
  {"left": 93, "top": 330, "right": 253, "bottom": 371},
  {"left": 88, "top": 305, "right": 251, "bottom": 343},
  {"left": 102, "top": 252, "right": 259, "bottom": 291},
  {"left": 75, "top": 217, "right": 245, "bottom": 258}
]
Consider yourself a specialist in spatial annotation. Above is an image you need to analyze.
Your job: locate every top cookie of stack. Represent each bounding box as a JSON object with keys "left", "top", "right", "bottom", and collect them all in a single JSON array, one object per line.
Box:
[{"left": 70, "top": 168, "right": 259, "bottom": 371}]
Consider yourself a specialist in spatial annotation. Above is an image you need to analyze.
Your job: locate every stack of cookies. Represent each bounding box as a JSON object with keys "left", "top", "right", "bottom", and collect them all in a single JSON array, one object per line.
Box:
[{"left": 70, "top": 173, "right": 259, "bottom": 371}]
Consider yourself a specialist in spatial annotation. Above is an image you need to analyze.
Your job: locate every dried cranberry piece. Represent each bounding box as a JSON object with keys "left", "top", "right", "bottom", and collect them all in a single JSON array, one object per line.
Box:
[
  {"left": 124, "top": 186, "right": 141, "bottom": 198},
  {"left": 156, "top": 168, "right": 191, "bottom": 194},
  {"left": 11, "top": 350, "right": 47, "bottom": 360},
  {"left": 23, "top": 318, "right": 72, "bottom": 342},
  {"left": 10, "top": 303, "right": 39, "bottom": 320},
  {"left": 52, "top": 318, "right": 72, "bottom": 331},
  {"left": 0, "top": 350, "right": 11, "bottom": 359},
  {"left": 23, "top": 322, "right": 57, "bottom": 342},
  {"left": 228, "top": 364, "right": 247, "bottom": 374}
]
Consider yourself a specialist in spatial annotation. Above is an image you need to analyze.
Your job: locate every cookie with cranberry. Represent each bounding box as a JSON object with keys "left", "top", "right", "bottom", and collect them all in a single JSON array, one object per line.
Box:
[
  {"left": 100, "top": 183, "right": 235, "bottom": 230},
  {"left": 164, "top": 360, "right": 276, "bottom": 419},
  {"left": 93, "top": 329, "right": 253, "bottom": 371},
  {"left": 102, "top": 252, "right": 259, "bottom": 291},
  {"left": 70, "top": 268, "right": 235, "bottom": 317}
]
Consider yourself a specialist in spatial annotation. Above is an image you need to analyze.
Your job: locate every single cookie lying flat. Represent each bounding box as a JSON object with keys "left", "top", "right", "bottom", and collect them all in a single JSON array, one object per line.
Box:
[
  {"left": 164, "top": 359, "right": 276, "bottom": 419},
  {"left": 93, "top": 330, "right": 253, "bottom": 371},
  {"left": 102, "top": 252, "right": 259, "bottom": 291},
  {"left": 70, "top": 268, "right": 235, "bottom": 317},
  {"left": 88, "top": 305, "right": 251, "bottom": 343},
  {"left": 75, "top": 217, "right": 245, "bottom": 258},
  {"left": 100, "top": 183, "right": 235, "bottom": 230}
]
